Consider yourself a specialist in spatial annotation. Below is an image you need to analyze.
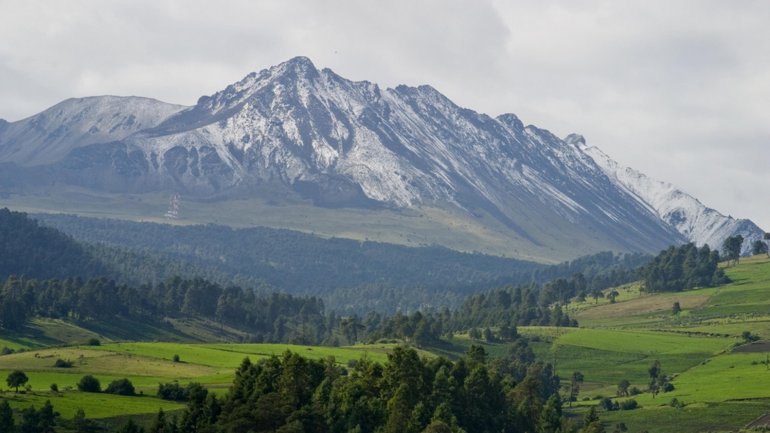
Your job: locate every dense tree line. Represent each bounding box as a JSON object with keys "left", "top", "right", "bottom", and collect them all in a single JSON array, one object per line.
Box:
[
  {"left": 0, "top": 276, "right": 327, "bottom": 343},
  {"left": 0, "top": 272, "right": 577, "bottom": 346},
  {"left": 0, "top": 209, "right": 651, "bottom": 315},
  {"left": 451, "top": 284, "right": 576, "bottom": 331},
  {"left": 35, "top": 213, "right": 541, "bottom": 309},
  {"left": 0, "top": 399, "right": 59, "bottom": 433},
  {"left": 640, "top": 243, "right": 727, "bottom": 293},
  {"left": 525, "top": 251, "right": 649, "bottom": 290},
  {"left": 1, "top": 346, "right": 608, "bottom": 433},
  {"left": 5, "top": 238, "right": 647, "bottom": 343},
  {"left": 0, "top": 208, "right": 108, "bottom": 281},
  {"left": 35, "top": 212, "right": 649, "bottom": 313},
  {"left": 140, "top": 345, "right": 585, "bottom": 433}
]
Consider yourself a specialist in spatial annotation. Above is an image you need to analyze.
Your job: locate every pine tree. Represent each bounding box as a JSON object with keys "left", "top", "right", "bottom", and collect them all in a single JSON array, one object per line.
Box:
[{"left": 0, "top": 399, "right": 15, "bottom": 433}]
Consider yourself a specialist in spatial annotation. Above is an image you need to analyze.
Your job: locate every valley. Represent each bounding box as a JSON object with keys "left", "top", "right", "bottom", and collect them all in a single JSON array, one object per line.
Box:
[{"left": 2, "top": 254, "right": 770, "bottom": 432}]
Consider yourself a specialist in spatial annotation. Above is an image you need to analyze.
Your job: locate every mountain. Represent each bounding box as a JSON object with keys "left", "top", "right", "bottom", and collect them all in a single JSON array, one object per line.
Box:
[
  {"left": 573, "top": 134, "right": 765, "bottom": 255},
  {"left": 0, "top": 96, "right": 185, "bottom": 166},
  {"left": 1, "top": 56, "right": 750, "bottom": 261}
]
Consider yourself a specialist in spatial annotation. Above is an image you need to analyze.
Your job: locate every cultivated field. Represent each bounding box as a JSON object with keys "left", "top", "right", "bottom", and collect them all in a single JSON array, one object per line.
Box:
[{"left": 522, "top": 255, "right": 770, "bottom": 433}]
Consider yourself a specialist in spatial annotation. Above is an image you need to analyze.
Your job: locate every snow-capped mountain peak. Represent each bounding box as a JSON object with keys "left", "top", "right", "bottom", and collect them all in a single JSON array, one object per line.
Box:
[{"left": 2, "top": 57, "right": 761, "bottom": 261}]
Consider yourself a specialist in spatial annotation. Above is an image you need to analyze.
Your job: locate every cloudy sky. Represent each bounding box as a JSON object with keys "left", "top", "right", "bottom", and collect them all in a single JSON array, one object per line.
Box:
[{"left": 1, "top": 0, "right": 768, "bottom": 229}]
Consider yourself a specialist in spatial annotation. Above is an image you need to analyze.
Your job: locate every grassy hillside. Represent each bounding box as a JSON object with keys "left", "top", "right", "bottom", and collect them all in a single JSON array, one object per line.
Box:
[
  {"left": 0, "top": 187, "right": 632, "bottom": 262},
  {"left": 521, "top": 255, "right": 770, "bottom": 433}
]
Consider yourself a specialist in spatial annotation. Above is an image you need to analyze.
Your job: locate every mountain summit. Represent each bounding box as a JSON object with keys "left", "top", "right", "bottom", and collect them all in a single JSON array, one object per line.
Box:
[{"left": 0, "top": 57, "right": 761, "bottom": 261}]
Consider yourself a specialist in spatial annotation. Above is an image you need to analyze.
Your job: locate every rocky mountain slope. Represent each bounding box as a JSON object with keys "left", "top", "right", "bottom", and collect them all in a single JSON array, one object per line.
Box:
[
  {"left": 1, "top": 57, "right": 760, "bottom": 260},
  {"left": 0, "top": 96, "right": 185, "bottom": 166},
  {"left": 572, "top": 134, "right": 765, "bottom": 255}
]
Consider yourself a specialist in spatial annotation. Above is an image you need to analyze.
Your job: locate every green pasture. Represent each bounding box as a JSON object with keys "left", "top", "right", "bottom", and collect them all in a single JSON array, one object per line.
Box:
[
  {"left": 596, "top": 400, "right": 769, "bottom": 433},
  {"left": 85, "top": 342, "right": 395, "bottom": 368},
  {"left": 0, "top": 341, "right": 412, "bottom": 423},
  {"left": 553, "top": 256, "right": 770, "bottom": 432},
  {"left": 638, "top": 352, "right": 770, "bottom": 403},
  {"left": 553, "top": 328, "right": 733, "bottom": 355},
  {"left": 1, "top": 391, "right": 184, "bottom": 419}
]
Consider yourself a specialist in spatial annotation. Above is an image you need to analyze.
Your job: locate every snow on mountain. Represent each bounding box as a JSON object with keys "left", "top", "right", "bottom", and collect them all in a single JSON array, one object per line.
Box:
[
  {"left": 0, "top": 57, "right": 698, "bottom": 258},
  {"left": 0, "top": 96, "right": 186, "bottom": 166},
  {"left": 573, "top": 134, "right": 765, "bottom": 255}
]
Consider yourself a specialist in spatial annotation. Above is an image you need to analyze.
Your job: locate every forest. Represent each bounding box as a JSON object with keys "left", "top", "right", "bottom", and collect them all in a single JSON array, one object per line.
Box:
[
  {"left": 33, "top": 212, "right": 650, "bottom": 313},
  {"left": 640, "top": 243, "right": 727, "bottom": 292},
  {"left": 0, "top": 208, "right": 658, "bottom": 345},
  {"left": 126, "top": 345, "right": 573, "bottom": 433}
]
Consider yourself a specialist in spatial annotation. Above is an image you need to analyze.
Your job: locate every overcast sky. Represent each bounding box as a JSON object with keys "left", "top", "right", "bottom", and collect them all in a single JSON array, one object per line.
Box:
[{"left": 1, "top": 0, "right": 768, "bottom": 230}]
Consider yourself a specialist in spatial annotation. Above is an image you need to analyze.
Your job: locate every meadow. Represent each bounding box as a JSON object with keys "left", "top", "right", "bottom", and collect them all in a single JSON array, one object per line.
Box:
[
  {"left": 0, "top": 340, "right": 409, "bottom": 424},
  {"left": 2, "top": 256, "right": 770, "bottom": 432},
  {"left": 527, "top": 255, "right": 770, "bottom": 432}
]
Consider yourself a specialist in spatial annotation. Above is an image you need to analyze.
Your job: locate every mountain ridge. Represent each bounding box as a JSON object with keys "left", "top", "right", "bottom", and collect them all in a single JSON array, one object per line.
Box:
[
  {"left": 0, "top": 56, "right": 759, "bottom": 260},
  {"left": 573, "top": 135, "right": 765, "bottom": 255},
  {"left": 0, "top": 95, "right": 186, "bottom": 166}
]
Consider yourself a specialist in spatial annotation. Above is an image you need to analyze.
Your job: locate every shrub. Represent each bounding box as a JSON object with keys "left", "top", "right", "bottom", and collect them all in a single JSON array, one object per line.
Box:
[
  {"left": 157, "top": 381, "right": 205, "bottom": 402},
  {"left": 105, "top": 378, "right": 136, "bottom": 396},
  {"left": 0, "top": 347, "right": 14, "bottom": 356},
  {"left": 600, "top": 397, "right": 619, "bottom": 411},
  {"left": 158, "top": 381, "right": 187, "bottom": 401},
  {"left": 742, "top": 331, "right": 760, "bottom": 343},
  {"left": 662, "top": 383, "right": 675, "bottom": 393},
  {"left": 172, "top": 354, "right": 180, "bottom": 363},
  {"left": 86, "top": 338, "right": 101, "bottom": 346},
  {"left": 53, "top": 358, "right": 73, "bottom": 368},
  {"left": 77, "top": 375, "right": 101, "bottom": 393},
  {"left": 619, "top": 399, "right": 638, "bottom": 410}
]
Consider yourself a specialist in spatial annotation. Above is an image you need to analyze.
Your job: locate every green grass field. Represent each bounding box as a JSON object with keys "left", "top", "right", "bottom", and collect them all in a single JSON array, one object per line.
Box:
[
  {"left": 545, "top": 255, "right": 770, "bottom": 432},
  {"left": 2, "top": 392, "right": 185, "bottom": 420},
  {"left": 2, "top": 256, "right": 770, "bottom": 432},
  {"left": 0, "top": 341, "right": 420, "bottom": 424}
]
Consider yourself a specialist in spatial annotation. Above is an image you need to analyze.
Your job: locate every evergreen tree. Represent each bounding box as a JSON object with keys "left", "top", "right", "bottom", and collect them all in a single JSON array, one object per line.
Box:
[
  {"left": 37, "top": 401, "right": 58, "bottom": 433},
  {"left": 752, "top": 239, "right": 768, "bottom": 256},
  {"left": 538, "top": 394, "right": 562, "bottom": 433},
  {"left": 117, "top": 419, "right": 145, "bottom": 433},
  {"left": 723, "top": 235, "right": 744, "bottom": 266},
  {"left": 0, "top": 399, "right": 15, "bottom": 433}
]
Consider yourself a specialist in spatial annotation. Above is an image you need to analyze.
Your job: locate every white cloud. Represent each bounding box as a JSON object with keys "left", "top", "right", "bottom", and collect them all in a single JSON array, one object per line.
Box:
[{"left": 0, "top": 0, "right": 768, "bottom": 229}]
